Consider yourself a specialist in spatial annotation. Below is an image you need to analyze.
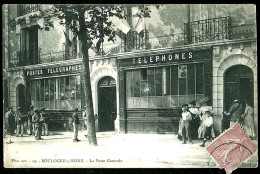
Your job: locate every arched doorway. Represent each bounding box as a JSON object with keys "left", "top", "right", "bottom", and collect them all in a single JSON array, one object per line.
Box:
[
  {"left": 223, "top": 65, "right": 254, "bottom": 129},
  {"left": 98, "top": 76, "right": 117, "bottom": 132},
  {"left": 16, "top": 84, "right": 26, "bottom": 113}
]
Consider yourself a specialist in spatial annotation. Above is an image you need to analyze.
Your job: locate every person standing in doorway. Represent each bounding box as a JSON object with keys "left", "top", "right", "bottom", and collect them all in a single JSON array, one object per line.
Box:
[
  {"left": 15, "top": 107, "right": 25, "bottom": 137},
  {"left": 82, "top": 106, "right": 88, "bottom": 138},
  {"left": 5, "top": 107, "right": 15, "bottom": 144},
  {"left": 224, "top": 99, "right": 243, "bottom": 127},
  {"left": 181, "top": 104, "right": 192, "bottom": 144},
  {"left": 241, "top": 101, "right": 256, "bottom": 139},
  {"left": 72, "top": 108, "right": 80, "bottom": 142},
  {"left": 32, "top": 108, "right": 42, "bottom": 140},
  {"left": 27, "top": 105, "right": 34, "bottom": 135},
  {"left": 40, "top": 107, "right": 49, "bottom": 136}
]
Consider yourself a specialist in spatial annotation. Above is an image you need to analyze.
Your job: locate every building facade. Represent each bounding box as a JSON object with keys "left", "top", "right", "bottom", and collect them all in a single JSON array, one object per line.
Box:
[{"left": 3, "top": 4, "right": 257, "bottom": 136}]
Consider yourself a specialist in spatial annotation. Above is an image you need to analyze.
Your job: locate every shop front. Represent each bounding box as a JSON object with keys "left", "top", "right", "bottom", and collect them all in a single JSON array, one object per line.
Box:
[
  {"left": 118, "top": 47, "right": 213, "bottom": 133},
  {"left": 24, "top": 62, "right": 85, "bottom": 131}
]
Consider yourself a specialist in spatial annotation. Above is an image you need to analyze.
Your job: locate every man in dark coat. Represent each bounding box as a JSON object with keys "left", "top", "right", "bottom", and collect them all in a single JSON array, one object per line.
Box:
[
  {"left": 5, "top": 107, "right": 15, "bottom": 144},
  {"left": 16, "top": 107, "right": 25, "bottom": 137},
  {"left": 224, "top": 99, "right": 243, "bottom": 128},
  {"left": 40, "top": 107, "right": 49, "bottom": 136},
  {"left": 27, "top": 105, "right": 34, "bottom": 135},
  {"left": 72, "top": 108, "right": 80, "bottom": 142}
]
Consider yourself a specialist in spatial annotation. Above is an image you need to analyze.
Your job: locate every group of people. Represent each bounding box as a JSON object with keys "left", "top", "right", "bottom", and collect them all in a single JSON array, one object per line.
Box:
[
  {"left": 178, "top": 97, "right": 215, "bottom": 147},
  {"left": 224, "top": 99, "right": 256, "bottom": 139},
  {"left": 4, "top": 106, "right": 49, "bottom": 144},
  {"left": 178, "top": 97, "right": 256, "bottom": 147}
]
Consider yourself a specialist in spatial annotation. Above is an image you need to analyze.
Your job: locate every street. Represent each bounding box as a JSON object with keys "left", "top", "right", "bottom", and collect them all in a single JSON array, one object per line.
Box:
[{"left": 3, "top": 131, "right": 258, "bottom": 168}]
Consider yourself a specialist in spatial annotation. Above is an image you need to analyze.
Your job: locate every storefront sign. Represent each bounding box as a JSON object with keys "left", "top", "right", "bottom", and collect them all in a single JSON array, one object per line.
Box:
[
  {"left": 26, "top": 64, "right": 82, "bottom": 77},
  {"left": 132, "top": 51, "right": 193, "bottom": 65}
]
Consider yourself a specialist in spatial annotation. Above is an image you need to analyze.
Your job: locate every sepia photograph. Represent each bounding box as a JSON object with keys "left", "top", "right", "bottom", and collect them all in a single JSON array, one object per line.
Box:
[{"left": 2, "top": 4, "right": 258, "bottom": 172}]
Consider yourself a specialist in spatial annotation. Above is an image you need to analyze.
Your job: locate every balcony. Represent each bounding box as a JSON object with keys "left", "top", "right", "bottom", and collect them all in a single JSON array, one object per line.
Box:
[
  {"left": 17, "top": 4, "right": 41, "bottom": 17},
  {"left": 120, "top": 29, "right": 150, "bottom": 52},
  {"left": 184, "top": 16, "right": 232, "bottom": 44},
  {"left": 9, "top": 49, "right": 80, "bottom": 68}
]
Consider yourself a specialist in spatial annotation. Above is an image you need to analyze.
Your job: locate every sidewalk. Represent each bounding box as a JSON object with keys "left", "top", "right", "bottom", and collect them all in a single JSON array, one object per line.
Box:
[{"left": 3, "top": 131, "right": 258, "bottom": 168}]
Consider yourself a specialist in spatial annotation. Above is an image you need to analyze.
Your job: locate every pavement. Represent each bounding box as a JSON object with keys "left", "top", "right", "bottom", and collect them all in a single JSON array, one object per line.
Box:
[{"left": 3, "top": 131, "right": 258, "bottom": 169}]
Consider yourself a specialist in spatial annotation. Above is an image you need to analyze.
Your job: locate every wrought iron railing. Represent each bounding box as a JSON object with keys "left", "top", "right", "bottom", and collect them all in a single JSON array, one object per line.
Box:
[
  {"left": 230, "top": 24, "right": 256, "bottom": 40},
  {"left": 121, "top": 29, "right": 149, "bottom": 52},
  {"left": 17, "top": 4, "right": 41, "bottom": 17},
  {"left": 184, "top": 16, "right": 232, "bottom": 44},
  {"left": 10, "top": 49, "right": 79, "bottom": 68}
]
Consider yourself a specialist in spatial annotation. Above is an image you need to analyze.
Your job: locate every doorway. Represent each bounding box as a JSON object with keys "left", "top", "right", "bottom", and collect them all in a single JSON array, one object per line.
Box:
[
  {"left": 16, "top": 84, "right": 26, "bottom": 113},
  {"left": 223, "top": 65, "right": 254, "bottom": 129},
  {"left": 98, "top": 76, "right": 117, "bottom": 132}
]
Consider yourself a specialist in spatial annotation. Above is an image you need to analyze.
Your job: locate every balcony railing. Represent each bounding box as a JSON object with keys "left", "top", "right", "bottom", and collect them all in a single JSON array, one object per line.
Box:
[
  {"left": 9, "top": 49, "right": 79, "bottom": 68},
  {"left": 184, "top": 16, "right": 232, "bottom": 44},
  {"left": 121, "top": 29, "right": 149, "bottom": 52},
  {"left": 17, "top": 4, "right": 41, "bottom": 17}
]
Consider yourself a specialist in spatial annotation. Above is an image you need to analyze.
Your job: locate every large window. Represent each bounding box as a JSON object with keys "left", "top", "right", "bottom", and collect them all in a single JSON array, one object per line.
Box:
[
  {"left": 30, "top": 75, "right": 81, "bottom": 110},
  {"left": 126, "top": 63, "right": 205, "bottom": 108}
]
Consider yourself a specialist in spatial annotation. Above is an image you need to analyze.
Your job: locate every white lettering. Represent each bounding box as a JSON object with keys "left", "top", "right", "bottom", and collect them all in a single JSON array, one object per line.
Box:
[
  {"left": 175, "top": 54, "right": 179, "bottom": 60},
  {"left": 182, "top": 53, "right": 185, "bottom": 59},
  {"left": 189, "top": 52, "right": 193, "bottom": 59},
  {"left": 156, "top": 56, "right": 160, "bottom": 62},
  {"left": 161, "top": 55, "right": 166, "bottom": 61},
  {"left": 168, "top": 54, "right": 172, "bottom": 61},
  {"left": 144, "top": 57, "right": 147, "bottom": 64},
  {"left": 150, "top": 57, "right": 153, "bottom": 63},
  {"left": 138, "top": 58, "right": 142, "bottom": 64}
]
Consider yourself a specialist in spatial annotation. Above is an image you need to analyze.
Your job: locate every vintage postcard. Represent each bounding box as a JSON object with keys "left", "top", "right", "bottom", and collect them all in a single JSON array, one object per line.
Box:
[{"left": 3, "top": 4, "right": 257, "bottom": 172}]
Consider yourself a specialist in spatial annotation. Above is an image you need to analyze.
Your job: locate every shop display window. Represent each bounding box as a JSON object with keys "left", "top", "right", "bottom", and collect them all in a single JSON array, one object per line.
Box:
[
  {"left": 126, "top": 63, "right": 205, "bottom": 108},
  {"left": 30, "top": 75, "right": 81, "bottom": 110}
]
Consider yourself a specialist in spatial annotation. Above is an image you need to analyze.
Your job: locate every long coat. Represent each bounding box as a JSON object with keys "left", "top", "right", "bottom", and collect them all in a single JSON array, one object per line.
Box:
[
  {"left": 242, "top": 105, "right": 255, "bottom": 137},
  {"left": 5, "top": 111, "right": 15, "bottom": 135}
]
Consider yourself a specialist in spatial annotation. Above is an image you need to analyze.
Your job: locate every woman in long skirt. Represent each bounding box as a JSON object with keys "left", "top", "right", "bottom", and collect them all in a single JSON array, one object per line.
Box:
[{"left": 241, "top": 101, "right": 256, "bottom": 139}]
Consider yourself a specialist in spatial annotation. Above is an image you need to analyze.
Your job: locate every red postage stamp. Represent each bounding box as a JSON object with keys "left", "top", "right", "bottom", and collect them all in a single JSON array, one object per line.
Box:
[{"left": 206, "top": 123, "right": 257, "bottom": 174}]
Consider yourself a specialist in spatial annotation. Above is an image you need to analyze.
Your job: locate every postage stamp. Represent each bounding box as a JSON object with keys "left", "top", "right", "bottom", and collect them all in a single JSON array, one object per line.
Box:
[{"left": 206, "top": 123, "right": 257, "bottom": 174}]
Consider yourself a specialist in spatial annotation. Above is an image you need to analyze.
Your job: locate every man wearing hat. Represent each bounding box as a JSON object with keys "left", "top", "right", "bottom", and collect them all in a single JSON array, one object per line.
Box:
[
  {"left": 15, "top": 107, "right": 25, "bottom": 137},
  {"left": 27, "top": 105, "right": 34, "bottom": 135},
  {"left": 40, "top": 107, "right": 49, "bottom": 136},
  {"left": 224, "top": 99, "right": 243, "bottom": 128},
  {"left": 32, "top": 108, "right": 42, "bottom": 140}
]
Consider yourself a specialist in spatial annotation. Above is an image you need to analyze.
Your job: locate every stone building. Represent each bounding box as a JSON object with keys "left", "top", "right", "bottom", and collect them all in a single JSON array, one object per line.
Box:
[{"left": 3, "top": 4, "right": 257, "bottom": 136}]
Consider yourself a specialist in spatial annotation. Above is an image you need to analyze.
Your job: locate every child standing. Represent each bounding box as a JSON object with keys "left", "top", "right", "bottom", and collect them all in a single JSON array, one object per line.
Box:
[
  {"left": 181, "top": 104, "right": 192, "bottom": 144},
  {"left": 200, "top": 111, "right": 213, "bottom": 147}
]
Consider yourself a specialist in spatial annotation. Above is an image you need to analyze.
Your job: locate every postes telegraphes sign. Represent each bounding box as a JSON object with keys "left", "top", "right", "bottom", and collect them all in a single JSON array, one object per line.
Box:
[{"left": 25, "top": 64, "right": 82, "bottom": 77}]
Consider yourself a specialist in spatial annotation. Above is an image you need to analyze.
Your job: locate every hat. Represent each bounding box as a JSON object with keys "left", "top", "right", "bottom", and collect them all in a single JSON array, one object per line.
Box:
[
  {"left": 200, "top": 97, "right": 209, "bottom": 103},
  {"left": 182, "top": 104, "right": 188, "bottom": 108},
  {"left": 189, "top": 100, "right": 197, "bottom": 106},
  {"left": 41, "top": 107, "right": 46, "bottom": 111},
  {"left": 17, "top": 107, "right": 21, "bottom": 110},
  {"left": 234, "top": 99, "right": 239, "bottom": 103},
  {"left": 34, "top": 108, "right": 39, "bottom": 112},
  {"left": 29, "top": 105, "right": 34, "bottom": 109}
]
